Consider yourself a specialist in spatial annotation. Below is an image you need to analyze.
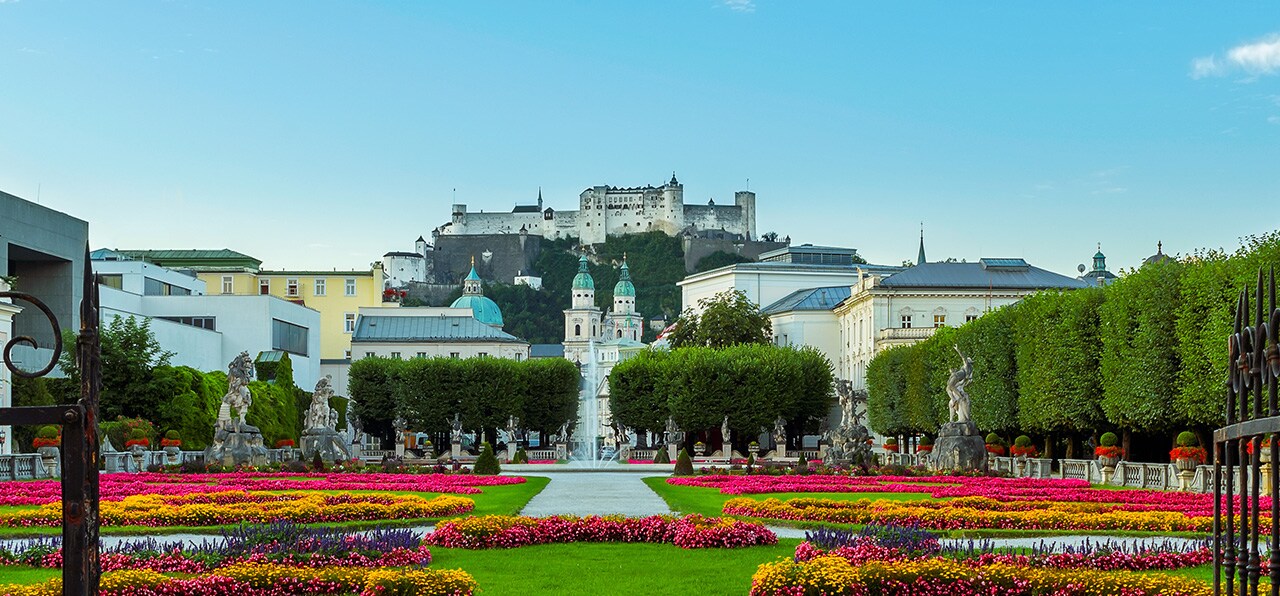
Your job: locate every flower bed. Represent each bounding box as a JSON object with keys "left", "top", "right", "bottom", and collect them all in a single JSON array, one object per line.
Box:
[
  {"left": 426, "top": 514, "right": 777, "bottom": 549},
  {"left": 670, "top": 474, "right": 1244, "bottom": 515},
  {"left": 0, "top": 472, "right": 525, "bottom": 506},
  {"left": 0, "top": 491, "right": 474, "bottom": 528},
  {"left": 750, "top": 557, "right": 1211, "bottom": 595},
  {"left": 722, "top": 495, "right": 1216, "bottom": 533},
  {"left": 1, "top": 563, "right": 478, "bottom": 596}
]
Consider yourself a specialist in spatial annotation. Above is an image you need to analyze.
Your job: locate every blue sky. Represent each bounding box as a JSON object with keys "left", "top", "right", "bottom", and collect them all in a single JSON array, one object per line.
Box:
[{"left": 1, "top": 2, "right": 1277, "bottom": 277}]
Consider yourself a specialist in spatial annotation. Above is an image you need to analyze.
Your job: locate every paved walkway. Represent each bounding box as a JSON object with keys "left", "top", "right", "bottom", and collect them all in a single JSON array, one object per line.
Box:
[{"left": 518, "top": 472, "right": 672, "bottom": 517}]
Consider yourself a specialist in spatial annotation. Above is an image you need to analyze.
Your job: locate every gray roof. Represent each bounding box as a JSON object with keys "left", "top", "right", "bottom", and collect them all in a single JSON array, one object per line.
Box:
[
  {"left": 690, "top": 261, "right": 905, "bottom": 278},
  {"left": 763, "top": 286, "right": 852, "bottom": 314},
  {"left": 879, "top": 259, "right": 1086, "bottom": 290},
  {"left": 352, "top": 315, "right": 525, "bottom": 343},
  {"left": 530, "top": 344, "right": 566, "bottom": 358}
]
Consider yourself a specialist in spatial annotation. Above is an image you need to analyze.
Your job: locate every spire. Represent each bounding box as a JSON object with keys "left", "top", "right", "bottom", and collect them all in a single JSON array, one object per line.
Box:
[
  {"left": 669, "top": 171, "right": 679, "bottom": 186},
  {"left": 572, "top": 254, "right": 595, "bottom": 290},
  {"left": 916, "top": 224, "right": 926, "bottom": 266},
  {"left": 537, "top": 187, "right": 543, "bottom": 210},
  {"left": 1093, "top": 243, "right": 1107, "bottom": 273}
]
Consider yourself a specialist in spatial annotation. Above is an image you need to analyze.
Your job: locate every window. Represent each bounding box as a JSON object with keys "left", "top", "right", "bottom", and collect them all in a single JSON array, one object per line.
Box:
[
  {"left": 344, "top": 313, "right": 356, "bottom": 333},
  {"left": 965, "top": 314, "right": 979, "bottom": 323},
  {"left": 143, "top": 277, "right": 190, "bottom": 296},
  {"left": 365, "top": 352, "right": 374, "bottom": 359},
  {"left": 344, "top": 350, "right": 352, "bottom": 360},
  {"left": 313, "top": 278, "right": 326, "bottom": 296},
  {"left": 450, "top": 352, "right": 460, "bottom": 359},
  {"left": 934, "top": 314, "right": 946, "bottom": 328},
  {"left": 271, "top": 319, "right": 309, "bottom": 357},
  {"left": 390, "top": 351, "right": 401, "bottom": 359},
  {"left": 574, "top": 324, "right": 581, "bottom": 336},
  {"left": 515, "top": 353, "right": 524, "bottom": 362},
  {"left": 221, "top": 276, "right": 233, "bottom": 294},
  {"left": 100, "top": 274, "right": 124, "bottom": 290},
  {"left": 900, "top": 315, "right": 912, "bottom": 329},
  {"left": 158, "top": 316, "right": 216, "bottom": 331},
  {"left": 259, "top": 278, "right": 270, "bottom": 295},
  {"left": 478, "top": 352, "right": 488, "bottom": 358},
  {"left": 286, "top": 278, "right": 299, "bottom": 297},
  {"left": 416, "top": 352, "right": 427, "bottom": 359},
  {"left": 345, "top": 278, "right": 357, "bottom": 296}
]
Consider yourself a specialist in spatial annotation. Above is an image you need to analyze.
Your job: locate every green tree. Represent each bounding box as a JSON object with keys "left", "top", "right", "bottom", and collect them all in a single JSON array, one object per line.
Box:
[
  {"left": 866, "top": 345, "right": 909, "bottom": 437},
  {"left": 668, "top": 290, "right": 772, "bottom": 348},
  {"left": 349, "top": 356, "right": 403, "bottom": 445},
  {"left": 954, "top": 306, "right": 1019, "bottom": 435},
  {"left": 59, "top": 315, "right": 174, "bottom": 421}
]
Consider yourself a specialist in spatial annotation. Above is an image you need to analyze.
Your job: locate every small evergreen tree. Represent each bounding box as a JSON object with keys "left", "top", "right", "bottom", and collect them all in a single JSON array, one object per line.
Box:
[
  {"left": 673, "top": 448, "right": 694, "bottom": 476},
  {"left": 474, "top": 442, "right": 502, "bottom": 475},
  {"left": 653, "top": 448, "right": 671, "bottom": 464},
  {"left": 312, "top": 450, "right": 325, "bottom": 472}
]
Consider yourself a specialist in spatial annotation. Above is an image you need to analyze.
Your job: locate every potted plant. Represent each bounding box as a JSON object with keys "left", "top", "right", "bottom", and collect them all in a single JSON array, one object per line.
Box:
[
  {"left": 883, "top": 437, "right": 899, "bottom": 452},
  {"left": 1170, "top": 431, "right": 1207, "bottom": 472},
  {"left": 749, "top": 441, "right": 760, "bottom": 455},
  {"left": 1010, "top": 435, "right": 1038, "bottom": 458},
  {"left": 32, "top": 425, "right": 60, "bottom": 450},
  {"left": 276, "top": 439, "right": 296, "bottom": 449},
  {"left": 1095, "top": 432, "right": 1122, "bottom": 466},
  {"left": 694, "top": 441, "right": 706, "bottom": 456},
  {"left": 1247, "top": 437, "right": 1273, "bottom": 462},
  {"left": 984, "top": 433, "right": 1006, "bottom": 456},
  {"left": 160, "top": 430, "right": 181, "bottom": 454},
  {"left": 916, "top": 436, "right": 934, "bottom": 454},
  {"left": 124, "top": 429, "right": 150, "bottom": 452}
]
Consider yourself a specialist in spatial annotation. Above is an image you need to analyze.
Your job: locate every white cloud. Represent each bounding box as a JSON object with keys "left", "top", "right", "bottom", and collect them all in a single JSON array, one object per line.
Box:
[
  {"left": 721, "top": 0, "right": 755, "bottom": 13},
  {"left": 1191, "top": 33, "right": 1280, "bottom": 78}
]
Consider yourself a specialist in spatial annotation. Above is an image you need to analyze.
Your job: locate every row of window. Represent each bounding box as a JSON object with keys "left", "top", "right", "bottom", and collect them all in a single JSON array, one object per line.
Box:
[
  {"left": 359, "top": 351, "right": 522, "bottom": 361},
  {"left": 221, "top": 276, "right": 358, "bottom": 297},
  {"left": 899, "top": 313, "right": 980, "bottom": 329}
]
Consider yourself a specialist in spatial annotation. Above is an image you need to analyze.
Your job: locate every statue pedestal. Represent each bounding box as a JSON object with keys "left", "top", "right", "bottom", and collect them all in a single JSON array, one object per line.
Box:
[
  {"left": 667, "top": 443, "right": 677, "bottom": 462},
  {"left": 204, "top": 423, "right": 268, "bottom": 468},
  {"left": 451, "top": 441, "right": 462, "bottom": 460},
  {"left": 555, "top": 442, "right": 567, "bottom": 461},
  {"left": 931, "top": 421, "right": 987, "bottom": 472},
  {"left": 506, "top": 443, "right": 517, "bottom": 463},
  {"left": 301, "top": 427, "right": 351, "bottom": 464},
  {"left": 1177, "top": 469, "right": 1195, "bottom": 492},
  {"left": 774, "top": 445, "right": 786, "bottom": 460},
  {"left": 722, "top": 443, "right": 732, "bottom": 461}
]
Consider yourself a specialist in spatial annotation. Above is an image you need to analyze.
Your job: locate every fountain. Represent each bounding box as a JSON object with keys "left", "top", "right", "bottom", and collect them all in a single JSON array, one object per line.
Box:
[{"left": 568, "top": 339, "right": 620, "bottom": 468}]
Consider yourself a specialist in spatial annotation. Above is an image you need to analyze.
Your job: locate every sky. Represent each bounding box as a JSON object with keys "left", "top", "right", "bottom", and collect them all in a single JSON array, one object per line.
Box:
[{"left": 1, "top": 2, "right": 1278, "bottom": 277}]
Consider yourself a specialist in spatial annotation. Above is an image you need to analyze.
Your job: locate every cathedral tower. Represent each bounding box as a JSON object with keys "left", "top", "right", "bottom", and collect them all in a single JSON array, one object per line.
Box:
[{"left": 563, "top": 255, "right": 602, "bottom": 363}]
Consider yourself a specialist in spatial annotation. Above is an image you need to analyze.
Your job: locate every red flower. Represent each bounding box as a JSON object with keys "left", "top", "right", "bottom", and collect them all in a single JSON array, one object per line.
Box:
[
  {"left": 276, "top": 439, "right": 296, "bottom": 448},
  {"left": 125, "top": 438, "right": 150, "bottom": 448},
  {"left": 1094, "top": 445, "right": 1123, "bottom": 459},
  {"left": 1010, "top": 445, "right": 1039, "bottom": 457},
  {"left": 32, "top": 437, "right": 60, "bottom": 449},
  {"left": 985, "top": 444, "right": 1006, "bottom": 456},
  {"left": 1170, "top": 446, "right": 1207, "bottom": 463},
  {"left": 160, "top": 438, "right": 182, "bottom": 448}
]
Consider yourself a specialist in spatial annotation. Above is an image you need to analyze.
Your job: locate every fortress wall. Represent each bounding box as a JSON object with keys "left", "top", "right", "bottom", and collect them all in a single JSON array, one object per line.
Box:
[{"left": 683, "top": 204, "right": 748, "bottom": 236}]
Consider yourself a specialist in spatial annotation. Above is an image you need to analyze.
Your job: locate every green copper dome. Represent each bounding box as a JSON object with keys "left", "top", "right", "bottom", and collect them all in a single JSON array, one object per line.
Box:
[
  {"left": 465, "top": 265, "right": 482, "bottom": 282},
  {"left": 451, "top": 295, "right": 504, "bottom": 327},
  {"left": 572, "top": 255, "right": 594, "bottom": 290},
  {"left": 613, "top": 260, "right": 635, "bottom": 297}
]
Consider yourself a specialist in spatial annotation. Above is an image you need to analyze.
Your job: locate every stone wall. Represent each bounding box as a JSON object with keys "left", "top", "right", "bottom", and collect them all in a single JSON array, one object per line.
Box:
[
  {"left": 427, "top": 234, "right": 541, "bottom": 285},
  {"left": 683, "top": 238, "right": 788, "bottom": 273}
]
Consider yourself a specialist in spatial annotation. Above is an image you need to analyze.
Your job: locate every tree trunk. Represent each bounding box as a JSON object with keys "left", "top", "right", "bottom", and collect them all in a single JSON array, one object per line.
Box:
[
  {"left": 1065, "top": 434, "right": 1076, "bottom": 460},
  {"left": 1122, "top": 429, "right": 1132, "bottom": 461}
]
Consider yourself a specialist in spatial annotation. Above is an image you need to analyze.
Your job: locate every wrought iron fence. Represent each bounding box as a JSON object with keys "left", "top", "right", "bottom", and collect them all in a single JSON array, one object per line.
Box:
[
  {"left": 0, "top": 247, "right": 101, "bottom": 594},
  {"left": 1214, "top": 268, "right": 1280, "bottom": 595}
]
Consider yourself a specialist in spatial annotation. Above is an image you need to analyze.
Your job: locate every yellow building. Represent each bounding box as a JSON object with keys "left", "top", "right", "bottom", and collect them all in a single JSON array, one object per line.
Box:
[{"left": 116, "top": 249, "right": 389, "bottom": 394}]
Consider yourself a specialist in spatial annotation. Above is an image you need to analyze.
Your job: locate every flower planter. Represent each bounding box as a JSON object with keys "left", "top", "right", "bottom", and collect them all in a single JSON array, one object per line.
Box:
[
  {"left": 1097, "top": 455, "right": 1120, "bottom": 468},
  {"left": 1174, "top": 458, "right": 1198, "bottom": 472}
]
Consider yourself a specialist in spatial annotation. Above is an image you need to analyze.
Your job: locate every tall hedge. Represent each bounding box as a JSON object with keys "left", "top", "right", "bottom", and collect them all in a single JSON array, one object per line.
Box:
[{"left": 1099, "top": 260, "right": 1183, "bottom": 434}]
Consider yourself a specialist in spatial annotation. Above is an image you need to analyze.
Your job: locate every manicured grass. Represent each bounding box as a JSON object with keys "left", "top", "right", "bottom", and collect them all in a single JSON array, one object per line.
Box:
[
  {"left": 0, "top": 566, "right": 58, "bottom": 584},
  {"left": 0, "top": 475, "right": 549, "bottom": 538},
  {"left": 643, "top": 476, "right": 936, "bottom": 518},
  {"left": 431, "top": 539, "right": 798, "bottom": 595}
]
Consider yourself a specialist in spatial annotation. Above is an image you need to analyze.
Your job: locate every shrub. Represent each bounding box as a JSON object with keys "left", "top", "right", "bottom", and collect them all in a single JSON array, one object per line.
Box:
[
  {"left": 1013, "top": 435, "right": 1032, "bottom": 447},
  {"left": 653, "top": 448, "right": 671, "bottom": 464},
  {"left": 474, "top": 443, "right": 501, "bottom": 475},
  {"left": 312, "top": 451, "right": 325, "bottom": 472},
  {"left": 124, "top": 428, "right": 150, "bottom": 448},
  {"left": 1176, "top": 431, "right": 1198, "bottom": 447},
  {"left": 884, "top": 437, "right": 898, "bottom": 446},
  {"left": 283, "top": 460, "right": 309, "bottom": 473},
  {"left": 511, "top": 448, "right": 528, "bottom": 464},
  {"left": 673, "top": 448, "right": 694, "bottom": 476},
  {"left": 164, "top": 430, "right": 180, "bottom": 440},
  {"left": 1100, "top": 432, "right": 1119, "bottom": 447},
  {"left": 796, "top": 453, "right": 810, "bottom": 475},
  {"left": 36, "top": 426, "right": 59, "bottom": 440}
]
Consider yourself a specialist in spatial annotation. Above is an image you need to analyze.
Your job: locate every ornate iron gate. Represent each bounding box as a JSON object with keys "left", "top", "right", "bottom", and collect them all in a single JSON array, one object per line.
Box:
[
  {"left": 0, "top": 248, "right": 101, "bottom": 594},
  {"left": 1214, "top": 268, "right": 1280, "bottom": 595}
]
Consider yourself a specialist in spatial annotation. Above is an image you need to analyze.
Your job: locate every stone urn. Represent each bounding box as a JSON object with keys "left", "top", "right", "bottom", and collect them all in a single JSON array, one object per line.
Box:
[
  {"left": 35, "top": 447, "right": 59, "bottom": 478},
  {"left": 163, "top": 445, "right": 181, "bottom": 465},
  {"left": 129, "top": 444, "right": 147, "bottom": 471},
  {"left": 1174, "top": 458, "right": 1198, "bottom": 473},
  {"left": 1097, "top": 455, "right": 1120, "bottom": 469},
  {"left": 694, "top": 442, "right": 706, "bottom": 457}
]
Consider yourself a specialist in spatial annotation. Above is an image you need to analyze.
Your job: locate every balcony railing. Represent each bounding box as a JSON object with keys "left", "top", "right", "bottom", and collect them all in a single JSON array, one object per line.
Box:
[{"left": 875, "top": 327, "right": 938, "bottom": 341}]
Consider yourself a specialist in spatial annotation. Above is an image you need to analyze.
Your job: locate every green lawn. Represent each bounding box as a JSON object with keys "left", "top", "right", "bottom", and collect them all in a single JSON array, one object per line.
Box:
[
  {"left": 0, "top": 475, "right": 549, "bottom": 538},
  {"left": 0, "top": 566, "right": 58, "bottom": 585}
]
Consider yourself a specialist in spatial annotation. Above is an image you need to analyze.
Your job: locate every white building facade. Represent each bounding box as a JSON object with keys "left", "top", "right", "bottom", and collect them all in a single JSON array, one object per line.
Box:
[
  {"left": 678, "top": 261, "right": 903, "bottom": 316},
  {"left": 350, "top": 306, "right": 530, "bottom": 362},
  {"left": 0, "top": 281, "right": 21, "bottom": 454}
]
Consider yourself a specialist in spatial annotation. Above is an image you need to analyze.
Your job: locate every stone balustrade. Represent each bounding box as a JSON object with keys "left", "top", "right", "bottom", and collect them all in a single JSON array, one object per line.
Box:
[{"left": 0, "top": 454, "right": 52, "bottom": 480}]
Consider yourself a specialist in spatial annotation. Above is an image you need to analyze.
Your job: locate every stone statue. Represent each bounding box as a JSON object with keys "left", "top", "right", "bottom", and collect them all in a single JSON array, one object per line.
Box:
[
  {"left": 557, "top": 422, "right": 569, "bottom": 443},
  {"left": 838, "top": 380, "right": 856, "bottom": 428},
  {"left": 665, "top": 417, "right": 678, "bottom": 444},
  {"left": 506, "top": 416, "right": 520, "bottom": 443},
  {"left": 450, "top": 414, "right": 464, "bottom": 444},
  {"left": 772, "top": 416, "right": 786, "bottom": 446},
  {"left": 946, "top": 345, "right": 974, "bottom": 424},
  {"left": 219, "top": 352, "right": 255, "bottom": 430},
  {"left": 305, "top": 375, "right": 334, "bottom": 430},
  {"left": 721, "top": 416, "right": 731, "bottom": 443}
]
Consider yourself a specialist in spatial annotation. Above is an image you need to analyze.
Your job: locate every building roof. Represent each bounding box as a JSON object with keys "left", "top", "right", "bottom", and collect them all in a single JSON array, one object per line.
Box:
[
  {"left": 572, "top": 255, "right": 594, "bottom": 290},
  {"left": 352, "top": 315, "right": 524, "bottom": 343},
  {"left": 530, "top": 344, "right": 566, "bottom": 358},
  {"left": 613, "top": 260, "right": 636, "bottom": 297},
  {"left": 762, "top": 286, "right": 852, "bottom": 314},
  {"left": 116, "top": 249, "right": 261, "bottom": 271},
  {"left": 512, "top": 204, "right": 540, "bottom": 213},
  {"left": 1143, "top": 241, "right": 1174, "bottom": 266},
  {"left": 679, "top": 261, "right": 905, "bottom": 285},
  {"left": 450, "top": 295, "right": 504, "bottom": 327},
  {"left": 878, "top": 259, "right": 1086, "bottom": 290},
  {"left": 384, "top": 251, "right": 422, "bottom": 258}
]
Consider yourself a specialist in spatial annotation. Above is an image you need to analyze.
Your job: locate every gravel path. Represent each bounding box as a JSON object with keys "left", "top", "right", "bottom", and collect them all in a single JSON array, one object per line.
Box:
[{"left": 518, "top": 472, "right": 672, "bottom": 517}]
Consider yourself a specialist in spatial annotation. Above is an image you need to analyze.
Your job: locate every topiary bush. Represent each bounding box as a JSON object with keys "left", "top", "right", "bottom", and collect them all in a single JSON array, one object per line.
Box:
[
  {"left": 919, "top": 436, "right": 934, "bottom": 447},
  {"left": 673, "top": 448, "right": 694, "bottom": 476},
  {"left": 1176, "top": 431, "right": 1198, "bottom": 447},
  {"left": 312, "top": 451, "right": 325, "bottom": 472},
  {"left": 1100, "top": 432, "right": 1119, "bottom": 447},
  {"left": 984, "top": 433, "right": 1003, "bottom": 445},
  {"left": 36, "top": 426, "right": 58, "bottom": 440},
  {"left": 474, "top": 442, "right": 501, "bottom": 475},
  {"left": 1013, "top": 435, "right": 1032, "bottom": 448},
  {"left": 283, "top": 460, "right": 308, "bottom": 474},
  {"left": 164, "top": 430, "right": 180, "bottom": 440},
  {"left": 511, "top": 448, "right": 528, "bottom": 464},
  {"left": 796, "top": 453, "right": 810, "bottom": 475},
  {"left": 653, "top": 448, "right": 671, "bottom": 464}
]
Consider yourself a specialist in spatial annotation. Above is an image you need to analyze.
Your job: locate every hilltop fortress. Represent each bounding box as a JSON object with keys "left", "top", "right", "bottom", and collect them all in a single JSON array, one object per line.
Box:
[{"left": 437, "top": 173, "right": 757, "bottom": 245}]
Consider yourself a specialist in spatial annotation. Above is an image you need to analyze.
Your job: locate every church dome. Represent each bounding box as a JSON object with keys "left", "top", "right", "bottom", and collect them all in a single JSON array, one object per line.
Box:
[
  {"left": 572, "top": 255, "right": 595, "bottom": 290},
  {"left": 613, "top": 260, "right": 635, "bottom": 297},
  {"left": 1143, "top": 241, "right": 1174, "bottom": 267},
  {"left": 451, "top": 294, "right": 504, "bottom": 327}
]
